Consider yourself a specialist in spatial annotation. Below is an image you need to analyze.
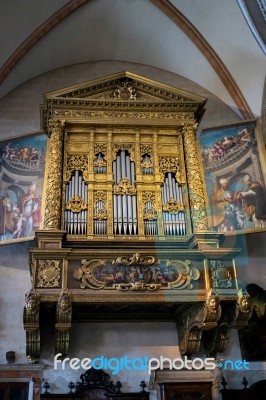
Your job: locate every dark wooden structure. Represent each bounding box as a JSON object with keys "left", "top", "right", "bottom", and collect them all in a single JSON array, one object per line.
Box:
[{"left": 40, "top": 368, "right": 149, "bottom": 400}]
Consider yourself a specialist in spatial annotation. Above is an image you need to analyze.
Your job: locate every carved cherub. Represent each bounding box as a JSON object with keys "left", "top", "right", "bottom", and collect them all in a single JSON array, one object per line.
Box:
[
  {"left": 57, "top": 289, "right": 72, "bottom": 314},
  {"left": 237, "top": 292, "right": 251, "bottom": 314},
  {"left": 25, "top": 290, "right": 40, "bottom": 314}
]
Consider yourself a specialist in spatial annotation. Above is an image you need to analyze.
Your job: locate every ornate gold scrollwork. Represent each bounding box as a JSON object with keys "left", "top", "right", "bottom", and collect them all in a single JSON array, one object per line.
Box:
[
  {"left": 65, "top": 194, "right": 87, "bottom": 213},
  {"left": 163, "top": 198, "right": 184, "bottom": 214},
  {"left": 112, "top": 144, "right": 135, "bottom": 161},
  {"left": 182, "top": 123, "right": 208, "bottom": 231},
  {"left": 93, "top": 191, "right": 108, "bottom": 220},
  {"left": 159, "top": 156, "right": 179, "bottom": 173},
  {"left": 94, "top": 191, "right": 107, "bottom": 202},
  {"left": 112, "top": 253, "right": 155, "bottom": 266},
  {"left": 210, "top": 260, "right": 233, "bottom": 289},
  {"left": 140, "top": 144, "right": 153, "bottom": 168},
  {"left": 55, "top": 289, "right": 72, "bottom": 358},
  {"left": 37, "top": 260, "right": 61, "bottom": 288},
  {"left": 94, "top": 143, "right": 107, "bottom": 168},
  {"left": 94, "top": 143, "right": 107, "bottom": 154},
  {"left": 115, "top": 282, "right": 161, "bottom": 291},
  {"left": 110, "top": 79, "right": 139, "bottom": 100},
  {"left": 44, "top": 119, "right": 65, "bottom": 229},
  {"left": 159, "top": 156, "right": 185, "bottom": 183},
  {"left": 23, "top": 289, "right": 40, "bottom": 363},
  {"left": 143, "top": 208, "right": 158, "bottom": 221},
  {"left": 73, "top": 254, "right": 200, "bottom": 292},
  {"left": 67, "top": 154, "right": 88, "bottom": 172},
  {"left": 54, "top": 110, "right": 194, "bottom": 121},
  {"left": 142, "top": 192, "right": 155, "bottom": 202},
  {"left": 166, "top": 260, "right": 200, "bottom": 290},
  {"left": 73, "top": 259, "right": 107, "bottom": 289},
  {"left": 65, "top": 154, "right": 89, "bottom": 182},
  {"left": 114, "top": 178, "right": 137, "bottom": 195},
  {"left": 93, "top": 209, "right": 108, "bottom": 220},
  {"left": 140, "top": 144, "right": 152, "bottom": 155}
]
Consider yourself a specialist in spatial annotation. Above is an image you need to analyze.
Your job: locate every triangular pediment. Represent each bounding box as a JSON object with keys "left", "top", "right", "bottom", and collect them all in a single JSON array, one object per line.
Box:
[{"left": 45, "top": 71, "right": 206, "bottom": 104}]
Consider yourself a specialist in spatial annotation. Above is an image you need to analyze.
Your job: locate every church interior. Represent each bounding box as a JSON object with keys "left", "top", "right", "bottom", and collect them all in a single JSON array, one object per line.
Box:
[{"left": 0, "top": 1, "right": 266, "bottom": 399}]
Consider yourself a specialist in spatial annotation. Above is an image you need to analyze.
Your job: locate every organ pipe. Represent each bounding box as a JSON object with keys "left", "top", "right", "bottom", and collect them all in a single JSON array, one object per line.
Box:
[
  {"left": 113, "top": 150, "right": 137, "bottom": 235},
  {"left": 64, "top": 171, "right": 87, "bottom": 235},
  {"left": 161, "top": 172, "right": 186, "bottom": 236}
]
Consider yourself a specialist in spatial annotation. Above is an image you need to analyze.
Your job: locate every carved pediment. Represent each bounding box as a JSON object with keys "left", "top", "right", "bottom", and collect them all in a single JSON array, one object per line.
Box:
[
  {"left": 45, "top": 71, "right": 205, "bottom": 103},
  {"left": 41, "top": 71, "right": 206, "bottom": 130}
]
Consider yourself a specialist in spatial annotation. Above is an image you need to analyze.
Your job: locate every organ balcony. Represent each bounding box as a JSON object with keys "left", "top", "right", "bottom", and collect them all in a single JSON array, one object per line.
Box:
[{"left": 24, "top": 72, "right": 251, "bottom": 363}]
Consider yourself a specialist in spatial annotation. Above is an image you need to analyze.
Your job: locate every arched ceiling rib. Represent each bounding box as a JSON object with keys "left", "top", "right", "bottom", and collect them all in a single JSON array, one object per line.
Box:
[
  {"left": 0, "top": 0, "right": 264, "bottom": 118},
  {"left": 149, "top": 0, "right": 253, "bottom": 119},
  {"left": 0, "top": 0, "right": 90, "bottom": 86}
]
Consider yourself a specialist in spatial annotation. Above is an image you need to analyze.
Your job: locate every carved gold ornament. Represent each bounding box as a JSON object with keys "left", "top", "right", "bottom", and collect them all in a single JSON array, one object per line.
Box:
[
  {"left": 54, "top": 110, "right": 194, "bottom": 121},
  {"left": 112, "top": 253, "right": 156, "bottom": 266},
  {"left": 94, "top": 191, "right": 107, "bottom": 203},
  {"left": 67, "top": 154, "right": 88, "bottom": 172},
  {"left": 93, "top": 209, "right": 108, "bottom": 220},
  {"left": 44, "top": 119, "right": 65, "bottom": 229},
  {"left": 140, "top": 144, "right": 152, "bottom": 155},
  {"left": 143, "top": 208, "right": 158, "bottom": 221},
  {"left": 182, "top": 123, "right": 208, "bottom": 231},
  {"left": 114, "top": 178, "right": 137, "bottom": 195},
  {"left": 110, "top": 79, "right": 139, "bottom": 100},
  {"left": 94, "top": 158, "right": 107, "bottom": 168},
  {"left": 159, "top": 156, "right": 179, "bottom": 173},
  {"left": 94, "top": 143, "right": 107, "bottom": 154},
  {"left": 112, "top": 144, "right": 135, "bottom": 161},
  {"left": 163, "top": 198, "right": 184, "bottom": 214},
  {"left": 73, "top": 254, "right": 200, "bottom": 291},
  {"left": 65, "top": 195, "right": 87, "bottom": 212},
  {"left": 37, "top": 260, "right": 61, "bottom": 288},
  {"left": 210, "top": 260, "right": 233, "bottom": 289}
]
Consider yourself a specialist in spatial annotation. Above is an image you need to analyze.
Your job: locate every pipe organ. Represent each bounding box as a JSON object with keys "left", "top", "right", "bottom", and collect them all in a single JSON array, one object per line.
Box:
[{"left": 24, "top": 72, "right": 251, "bottom": 364}]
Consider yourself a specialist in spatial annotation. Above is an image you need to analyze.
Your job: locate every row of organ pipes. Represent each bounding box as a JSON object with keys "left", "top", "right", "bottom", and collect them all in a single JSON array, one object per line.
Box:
[
  {"left": 94, "top": 153, "right": 107, "bottom": 174},
  {"left": 93, "top": 200, "right": 107, "bottom": 235},
  {"left": 65, "top": 171, "right": 87, "bottom": 235},
  {"left": 162, "top": 172, "right": 186, "bottom": 236},
  {"left": 113, "top": 150, "right": 138, "bottom": 235},
  {"left": 141, "top": 154, "right": 153, "bottom": 175},
  {"left": 64, "top": 161, "right": 186, "bottom": 236},
  {"left": 143, "top": 201, "right": 158, "bottom": 236}
]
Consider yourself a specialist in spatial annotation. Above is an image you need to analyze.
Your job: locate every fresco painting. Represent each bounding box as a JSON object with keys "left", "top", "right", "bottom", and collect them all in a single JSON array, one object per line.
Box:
[
  {"left": 200, "top": 122, "right": 266, "bottom": 232},
  {"left": 0, "top": 133, "right": 47, "bottom": 242}
]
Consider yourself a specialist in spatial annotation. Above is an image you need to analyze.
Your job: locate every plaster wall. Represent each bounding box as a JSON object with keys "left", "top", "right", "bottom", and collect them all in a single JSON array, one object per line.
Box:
[{"left": 0, "top": 61, "right": 241, "bottom": 140}]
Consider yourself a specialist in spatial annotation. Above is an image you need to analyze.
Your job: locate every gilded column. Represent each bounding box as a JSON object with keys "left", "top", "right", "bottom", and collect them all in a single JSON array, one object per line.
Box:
[
  {"left": 44, "top": 119, "right": 65, "bottom": 229},
  {"left": 182, "top": 123, "right": 208, "bottom": 231}
]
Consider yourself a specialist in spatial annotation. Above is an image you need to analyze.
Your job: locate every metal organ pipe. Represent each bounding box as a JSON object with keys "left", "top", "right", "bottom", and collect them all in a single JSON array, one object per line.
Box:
[
  {"left": 161, "top": 173, "right": 185, "bottom": 236},
  {"left": 113, "top": 161, "right": 117, "bottom": 234},
  {"left": 126, "top": 155, "right": 133, "bottom": 235},
  {"left": 113, "top": 150, "right": 137, "bottom": 235},
  {"left": 65, "top": 171, "right": 87, "bottom": 235}
]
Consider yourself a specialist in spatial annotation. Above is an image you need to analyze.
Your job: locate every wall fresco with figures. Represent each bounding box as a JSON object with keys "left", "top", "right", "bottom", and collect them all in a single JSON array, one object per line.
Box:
[
  {"left": 0, "top": 132, "right": 47, "bottom": 242},
  {"left": 200, "top": 121, "right": 266, "bottom": 232}
]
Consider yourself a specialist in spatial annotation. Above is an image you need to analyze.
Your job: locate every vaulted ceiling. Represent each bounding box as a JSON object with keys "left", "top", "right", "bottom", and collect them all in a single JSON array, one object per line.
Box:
[{"left": 0, "top": 0, "right": 265, "bottom": 118}]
